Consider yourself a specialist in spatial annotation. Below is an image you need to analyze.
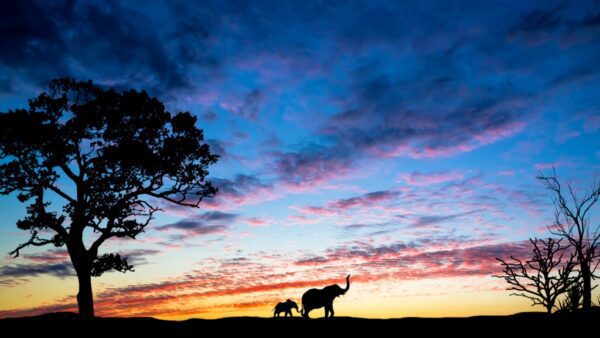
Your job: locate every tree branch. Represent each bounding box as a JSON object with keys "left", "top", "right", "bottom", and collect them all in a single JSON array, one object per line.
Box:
[
  {"left": 47, "top": 184, "right": 76, "bottom": 203},
  {"left": 8, "top": 230, "right": 57, "bottom": 258}
]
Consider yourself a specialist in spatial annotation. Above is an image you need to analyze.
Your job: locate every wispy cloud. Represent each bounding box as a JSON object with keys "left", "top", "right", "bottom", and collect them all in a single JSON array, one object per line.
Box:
[
  {"left": 0, "top": 238, "right": 532, "bottom": 319},
  {"left": 410, "top": 209, "right": 484, "bottom": 228}
]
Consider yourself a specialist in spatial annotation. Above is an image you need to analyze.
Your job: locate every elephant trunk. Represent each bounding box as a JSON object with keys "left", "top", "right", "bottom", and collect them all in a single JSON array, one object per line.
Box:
[{"left": 343, "top": 274, "right": 350, "bottom": 293}]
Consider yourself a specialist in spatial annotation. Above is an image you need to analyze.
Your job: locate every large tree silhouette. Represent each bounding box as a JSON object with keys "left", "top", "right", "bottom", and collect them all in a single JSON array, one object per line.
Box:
[{"left": 0, "top": 78, "right": 219, "bottom": 318}]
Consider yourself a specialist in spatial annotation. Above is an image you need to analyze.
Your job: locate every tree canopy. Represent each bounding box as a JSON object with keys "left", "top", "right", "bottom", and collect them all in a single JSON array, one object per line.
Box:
[{"left": 0, "top": 78, "right": 219, "bottom": 317}]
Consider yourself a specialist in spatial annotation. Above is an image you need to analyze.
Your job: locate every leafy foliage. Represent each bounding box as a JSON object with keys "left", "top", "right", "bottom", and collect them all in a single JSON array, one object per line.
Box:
[{"left": 0, "top": 78, "right": 219, "bottom": 316}]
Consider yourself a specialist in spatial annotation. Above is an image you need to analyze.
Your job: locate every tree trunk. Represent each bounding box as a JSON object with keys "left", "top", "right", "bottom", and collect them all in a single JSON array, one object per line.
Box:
[
  {"left": 546, "top": 299, "right": 554, "bottom": 315},
  {"left": 68, "top": 240, "right": 95, "bottom": 319},
  {"left": 76, "top": 267, "right": 94, "bottom": 318},
  {"left": 581, "top": 263, "right": 592, "bottom": 310}
]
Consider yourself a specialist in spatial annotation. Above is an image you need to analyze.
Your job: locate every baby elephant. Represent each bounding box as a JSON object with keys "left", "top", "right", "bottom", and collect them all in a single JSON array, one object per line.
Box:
[{"left": 273, "top": 299, "right": 299, "bottom": 317}]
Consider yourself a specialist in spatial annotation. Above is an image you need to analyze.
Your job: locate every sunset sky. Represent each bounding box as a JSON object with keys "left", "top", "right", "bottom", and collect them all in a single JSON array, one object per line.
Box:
[{"left": 1, "top": 0, "right": 599, "bottom": 319}]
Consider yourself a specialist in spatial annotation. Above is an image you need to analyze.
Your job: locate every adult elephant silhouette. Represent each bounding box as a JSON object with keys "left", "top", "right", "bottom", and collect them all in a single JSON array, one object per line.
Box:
[{"left": 301, "top": 274, "right": 350, "bottom": 318}]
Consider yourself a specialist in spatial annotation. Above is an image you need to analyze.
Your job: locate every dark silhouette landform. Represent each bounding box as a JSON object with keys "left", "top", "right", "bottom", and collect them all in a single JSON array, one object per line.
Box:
[{"left": 1, "top": 310, "right": 598, "bottom": 337}]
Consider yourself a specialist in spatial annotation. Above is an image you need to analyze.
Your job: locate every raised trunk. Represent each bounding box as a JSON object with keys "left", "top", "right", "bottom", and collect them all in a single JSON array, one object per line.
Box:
[
  {"left": 581, "top": 263, "right": 592, "bottom": 310},
  {"left": 343, "top": 274, "right": 350, "bottom": 293}
]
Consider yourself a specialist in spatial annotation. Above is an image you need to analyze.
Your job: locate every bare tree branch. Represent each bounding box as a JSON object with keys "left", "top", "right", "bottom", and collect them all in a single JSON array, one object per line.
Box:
[
  {"left": 537, "top": 167, "right": 600, "bottom": 309},
  {"left": 494, "top": 237, "right": 578, "bottom": 314}
]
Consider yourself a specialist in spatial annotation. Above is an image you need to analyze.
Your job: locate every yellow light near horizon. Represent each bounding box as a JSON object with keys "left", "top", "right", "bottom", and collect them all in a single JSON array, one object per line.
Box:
[
  {"left": 4, "top": 274, "right": 598, "bottom": 319},
  {"left": 143, "top": 277, "right": 537, "bottom": 320}
]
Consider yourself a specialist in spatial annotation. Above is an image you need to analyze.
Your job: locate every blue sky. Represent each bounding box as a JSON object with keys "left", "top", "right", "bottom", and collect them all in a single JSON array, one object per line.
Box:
[{"left": 0, "top": 0, "right": 599, "bottom": 318}]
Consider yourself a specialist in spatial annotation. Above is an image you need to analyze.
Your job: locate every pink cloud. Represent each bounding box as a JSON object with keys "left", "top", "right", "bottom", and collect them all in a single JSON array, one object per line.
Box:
[
  {"left": 291, "top": 190, "right": 402, "bottom": 222},
  {"left": 246, "top": 217, "right": 269, "bottom": 227},
  {"left": 374, "top": 121, "right": 526, "bottom": 159},
  {"left": 0, "top": 237, "right": 535, "bottom": 319}
]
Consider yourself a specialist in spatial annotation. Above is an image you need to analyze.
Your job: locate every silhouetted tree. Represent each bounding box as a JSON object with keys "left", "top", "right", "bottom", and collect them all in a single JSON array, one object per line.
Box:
[
  {"left": 0, "top": 78, "right": 218, "bottom": 318},
  {"left": 537, "top": 168, "right": 600, "bottom": 310},
  {"left": 495, "top": 238, "right": 578, "bottom": 314}
]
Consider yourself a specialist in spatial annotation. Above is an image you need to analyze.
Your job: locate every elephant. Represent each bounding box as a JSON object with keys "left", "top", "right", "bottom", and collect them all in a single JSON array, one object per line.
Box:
[
  {"left": 273, "top": 299, "right": 299, "bottom": 317},
  {"left": 301, "top": 274, "right": 350, "bottom": 318}
]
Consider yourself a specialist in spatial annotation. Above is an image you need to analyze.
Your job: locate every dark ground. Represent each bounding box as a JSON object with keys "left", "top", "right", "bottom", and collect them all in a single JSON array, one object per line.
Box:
[{"left": 1, "top": 311, "right": 598, "bottom": 336}]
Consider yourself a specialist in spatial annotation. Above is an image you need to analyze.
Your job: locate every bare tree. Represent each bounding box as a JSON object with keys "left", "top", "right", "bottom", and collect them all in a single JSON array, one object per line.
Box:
[
  {"left": 537, "top": 168, "right": 600, "bottom": 310},
  {"left": 495, "top": 238, "right": 578, "bottom": 314}
]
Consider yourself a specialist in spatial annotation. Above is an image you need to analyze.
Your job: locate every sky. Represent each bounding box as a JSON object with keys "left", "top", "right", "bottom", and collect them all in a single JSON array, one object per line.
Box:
[{"left": 0, "top": 0, "right": 599, "bottom": 319}]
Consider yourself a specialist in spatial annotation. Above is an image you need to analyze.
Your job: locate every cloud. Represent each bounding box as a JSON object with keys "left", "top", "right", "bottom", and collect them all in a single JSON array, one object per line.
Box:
[
  {"left": 212, "top": 175, "right": 270, "bottom": 196},
  {"left": 116, "top": 249, "right": 161, "bottom": 266},
  {"left": 158, "top": 210, "right": 238, "bottom": 237},
  {"left": 272, "top": 143, "right": 355, "bottom": 186},
  {"left": 509, "top": 6, "right": 564, "bottom": 36},
  {"left": 200, "top": 110, "right": 217, "bottom": 121},
  {"left": 0, "top": 0, "right": 213, "bottom": 95},
  {"left": 199, "top": 211, "right": 239, "bottom": 222},
  {"left": 341, "top": 223, "right": 378, "bottom": 230},
  {"left": 297, "top": 190, "right": 400, "bottom": 217},
  {"left": 329, "top": 190, "right": 400, "bottom": 210},
  {"left": 20, "top": 249, "right": 70, "bottom": 264},
  {"left": 222, "top": 89, "right": 263, "bottom": 120},
  {"left": 270, "top": 49, "right": 530, "bottom": 185},
  {"left": 158, "top": 221, "right": 228, "bottom": 236},
  {"left": 508, "top": 4, "right": 600, "bottom": 45},
  {"left": 0, "top": 262, "right": 73, "bottom": 278},
  {"left": 206, "top": 139, "right": 226, "bottom": 157},
  {"left": 411, "top": 209, "right": 484, "bottom": 228},
  {"left": 246, "top": 217, "right": 269, "bottom": 227},
  {"left": 205, "top": 174, "right": 274, "bottom": 208},
  {"left": 255, "top": 2, "right": 597, "bottom": 186},
  {"left": 0, "top": 248, "right": 160, "bottom": 283},
  {"left": 0, "top": 238, "right": 534, "bottom": 319},
  {"left": 294, "top": 238, "right": 532, "bottom": 275}
]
